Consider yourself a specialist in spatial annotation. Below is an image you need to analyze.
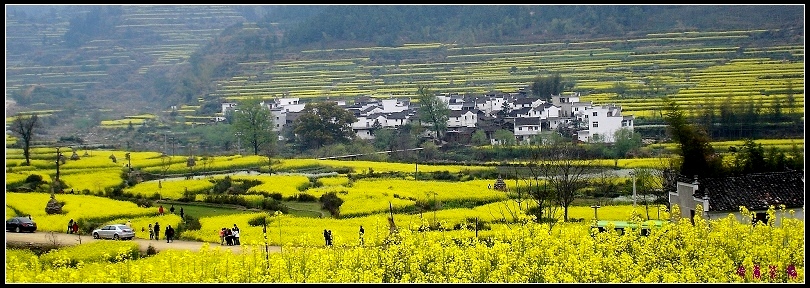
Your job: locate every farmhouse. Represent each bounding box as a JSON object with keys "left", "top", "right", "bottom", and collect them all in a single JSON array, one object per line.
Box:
[{"left": 668, "top": 171, "right": 805, "bottom": 226}]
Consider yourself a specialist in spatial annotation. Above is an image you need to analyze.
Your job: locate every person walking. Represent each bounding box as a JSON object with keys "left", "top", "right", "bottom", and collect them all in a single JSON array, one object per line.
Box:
[
  {"left": 126, "top": 220, "right": 132, "bottom": 228},
  {"left": 67, "top": 219, "right": 74, "bottom": 234},
  {"left": 179, "top": 207, "right": 185, "bottom": 220},
  {"left": 170, "top": 205, "right": 175, "bottom": 214},
  {"left": 165, "top": 224, "right": 175, "bottom": 243},
  {"left": 323, "top": 229, "right": 329, "bottom": 246},
  {"left": 71, "top": 221, "right": 79, "bottom": 234},
  {"left": 158, "top": 205, "right": 164, "bottom": 216},
  {"left": 154, "top": 222, "right": 161, "bottom": 240},
  {"left": 219, "top": 228, "right": 226, "bottom": 245},
  {"left": 148, "top": 223, "right": 154, "bottom": 240},
  {"left": 232, "top": 225, "right": 241, "bottom": 245},
  {"left": 326, "top": 230, "right": 333, "bottom": 246},
  {"left": 359, "top": 225, "right": 365, "bottom": 245}
]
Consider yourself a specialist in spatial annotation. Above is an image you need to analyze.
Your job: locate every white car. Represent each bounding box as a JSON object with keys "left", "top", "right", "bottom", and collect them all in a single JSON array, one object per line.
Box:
[{"left": 92, "top": 224, "right": 135, "bottom": 240}]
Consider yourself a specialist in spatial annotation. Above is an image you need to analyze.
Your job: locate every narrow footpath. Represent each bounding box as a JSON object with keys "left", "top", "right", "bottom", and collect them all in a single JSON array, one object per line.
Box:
[{"left": 5, "top": 231, "right": 282, "bottom": 254}]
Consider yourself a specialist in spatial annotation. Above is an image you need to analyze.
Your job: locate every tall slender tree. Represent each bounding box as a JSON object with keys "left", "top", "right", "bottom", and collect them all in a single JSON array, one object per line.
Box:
[
  {"left": 10, "top": 114, "right": 40, "bottom": 166},
  {"left": 663, "top": 98, "right": 725, "bottom": 178},
  {"left": 231, "top": 96, "right": 275, "bottom": 156},
  {"left": 416, "top": 85, "right": 449, "bottom": 142}
]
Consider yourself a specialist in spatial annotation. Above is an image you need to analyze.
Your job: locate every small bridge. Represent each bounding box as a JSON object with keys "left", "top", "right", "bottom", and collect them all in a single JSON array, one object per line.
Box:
[{"left": 317, "top": 148, "right": 424, "bottom": 160}]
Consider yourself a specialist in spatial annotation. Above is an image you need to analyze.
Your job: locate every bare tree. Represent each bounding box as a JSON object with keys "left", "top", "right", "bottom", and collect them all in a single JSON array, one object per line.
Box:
[
  {"left": 519, "top": 161, "right": 557, "bottom": 224},
  {"left": 10, "top": 114, "right": 40, "bottom": 166},
  {"left": 591, "top": 167, "right": 620, "bottom": 207},
  {"left": 529, "top": 134, "right": 593, "bottom": 222},
  {"left": 636, "top": 158, "right": 677, "bottom": 220}
]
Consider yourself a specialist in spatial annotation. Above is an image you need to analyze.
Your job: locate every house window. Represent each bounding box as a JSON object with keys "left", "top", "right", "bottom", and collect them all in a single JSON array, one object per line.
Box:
[
  {"left": 753, "top": 212, "right": 769, "bottom": 225},
  {"left": 519, "top": 127, "right": 523, "bottom": 131},
  {"left": 593, "top": 122, "right": 599, "bottom": 128},
  {"left": 593, "top": 112, "right": 598, "bottom": 116},
  {"left": 607, "top": 112, "right": 613, "bottom": 117}
]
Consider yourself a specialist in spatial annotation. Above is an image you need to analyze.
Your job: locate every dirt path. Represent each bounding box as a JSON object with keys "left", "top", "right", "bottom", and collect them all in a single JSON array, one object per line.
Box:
[{"left": 5, "top": 231, "right": 281, "bottom": 254}]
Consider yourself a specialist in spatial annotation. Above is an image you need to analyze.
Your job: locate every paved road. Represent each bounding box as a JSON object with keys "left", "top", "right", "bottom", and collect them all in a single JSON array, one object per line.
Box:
[{"left": 5, "top": 231, "right": 281, "bottom": 254}]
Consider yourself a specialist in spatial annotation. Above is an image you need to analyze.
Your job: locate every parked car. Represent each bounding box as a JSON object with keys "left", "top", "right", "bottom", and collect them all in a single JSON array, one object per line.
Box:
[
  {"left": 92, "top": 224, "right": 135, "bottom": 240},
  {"left": 6, "top": 217, "right": 37, "bottom": 233}
]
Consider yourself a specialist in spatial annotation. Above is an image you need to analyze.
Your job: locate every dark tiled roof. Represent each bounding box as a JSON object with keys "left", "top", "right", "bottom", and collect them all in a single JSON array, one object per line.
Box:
[
  {"left": 688, "top": 171, "right": 805, "bottom": 211},
  {"left": 513, "top": 117, "right": 540, "bottom": 126},
  {"left": 514, "top": 97, "right": 541, "bottom": 104}
]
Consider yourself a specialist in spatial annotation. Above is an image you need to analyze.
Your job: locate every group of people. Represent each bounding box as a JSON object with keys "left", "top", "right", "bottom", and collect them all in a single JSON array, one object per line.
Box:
[
  {"left": 66, "top": 219, "right": 79, "bottom": 234},
  {"left": 323, "top": 229, "right": 333, "bottom": 246},
  {"left": 145, "top": 222, "right": 174, "bottom": 242},
  {"left": 322, "top": 226, "right": 365, "bottom": 246},
  {"left": 219, "top": 224, "right": 240, "bottom": 246},
  {"left": 157, "top": 205, "right": 185, "bottom": 220}
]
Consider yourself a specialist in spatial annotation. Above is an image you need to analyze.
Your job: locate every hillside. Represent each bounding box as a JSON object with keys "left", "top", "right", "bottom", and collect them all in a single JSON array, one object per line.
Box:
[{"left": 4, "top": 5, "right": 805, "bottom": 147}]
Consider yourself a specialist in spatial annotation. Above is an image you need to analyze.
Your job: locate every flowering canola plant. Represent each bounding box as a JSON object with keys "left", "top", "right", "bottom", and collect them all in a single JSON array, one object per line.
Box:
[{"left": 5, "top": 205, "right": 803, "bottom": 283}]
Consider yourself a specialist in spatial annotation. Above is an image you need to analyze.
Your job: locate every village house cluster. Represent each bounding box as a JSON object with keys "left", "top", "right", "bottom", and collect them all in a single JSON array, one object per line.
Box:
[{"left": 218, "top": 88, "right": 634, "bottom": 145}]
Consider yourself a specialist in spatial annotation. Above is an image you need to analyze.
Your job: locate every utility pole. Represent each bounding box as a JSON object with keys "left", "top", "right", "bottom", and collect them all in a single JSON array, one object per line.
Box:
[
  {"left": 55, "top": 147, "right": 65, "bottom": 191},
  {"left": 630, "top": 169, "right": 637, "bottom": 208},
  {"left": 235, "top": 132, "right": 243, "bottom": 155},
  {"left": 163, "top": 131, "right": 170, "bottom": 155}
]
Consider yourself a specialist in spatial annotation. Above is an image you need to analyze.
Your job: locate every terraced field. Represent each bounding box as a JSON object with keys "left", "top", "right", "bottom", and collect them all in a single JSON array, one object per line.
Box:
[{"left": 209, "top": 29, "right": 803, "bottom": 123}]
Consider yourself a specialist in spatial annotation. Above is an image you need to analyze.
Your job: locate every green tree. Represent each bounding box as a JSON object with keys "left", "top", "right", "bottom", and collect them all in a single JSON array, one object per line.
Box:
[
  {"left": 612, "top": 81, "right": 628, "bottom": 98},
  {"left": 293, "top": 102, "right": 357, "bottom": 150},
  {"left": 232, "top": 96, "right": 275, "bottom": 155},
  {"left": 10, "top": 114, "right": 40, "bottom": 166},
  {"left": 530, "top": 73, "right": 564, "bottom": 101},
  {"left": 373, "top": 128, "right": 395, "bottom": 151},
  {"left": 663, "top": 98, "right": 725, "bottom": 178},
  {"left": 416, "top": 85, "right": 450, "bottom": 142},
  {"left": 733, "top": 139, "right": 768, "bottom": 174},
  {"left": 612, "top": 127, "right": 642, "bottom": 158},
  {"left": 785, "top": 80, "right": 796, "bottom": 116},
  {"left": 493, "top": 129, "right": 515, "bottom": 146},
  {"left": 470, "top": 129, "right": 489, "bottom": 146}
]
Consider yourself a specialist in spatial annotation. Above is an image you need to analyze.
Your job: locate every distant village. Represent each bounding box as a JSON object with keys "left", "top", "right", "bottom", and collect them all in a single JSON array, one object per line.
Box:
[{"left": 211, "top": 88, "right": 635, "bottom": 145}]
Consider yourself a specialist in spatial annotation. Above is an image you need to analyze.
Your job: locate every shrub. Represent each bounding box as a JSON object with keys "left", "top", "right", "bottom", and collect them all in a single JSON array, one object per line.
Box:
[
  {"left": 260, "top": 197, "right": 289, "bottom": 214},
  {"left": 296, "top": 193, "right": 317, "bottom": 202},
  {"left": 25, "top": 174, "right": 44, "bottom": 184},
  {"left": 146, "top": 244, "right": 157, "bottom": 256},
  {"left": 319, "top": 192, "right": 344, "bottom": 218}
]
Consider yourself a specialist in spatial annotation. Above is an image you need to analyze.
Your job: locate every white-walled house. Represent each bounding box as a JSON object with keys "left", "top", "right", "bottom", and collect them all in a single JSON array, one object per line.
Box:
[
  {"left": 277, "top": 97, "right": 300, "bottom": 106},
  {"left": 577, "top": 104, "right": 635, "bottom": 143},
  {"left": 475, "top": 95, "right": 507, "bottom": 116},
  {"left": 380, "top": 98, "right": 410, "bottom": 113},
  {"left": 269, "top": 109, "right": 286, "bottom": 132},
  {"left": 221, "top": 102, "right": 238, "bottom": 114},
  {"left": 513, "top": 97, "right": 545, "bottom": 109},
  {"left": 538, "top": 103, "right": 563, "bottom": 130},
  {"left": 512, "top": 117, "right": 541, "bottom": 144},
  {"left": 385, "top": 111, "right": 411, "bottom": 128},
  {"left": 551, "top": 92, "right": 581, "bottom": 117},
  {"left": 352, "top": 114, "right": 385, "bottom": 140},
  {"left": 668, "top": 171, "right": 804, "bottom": 226},
  {"left": 447, "top": 110, "right": 478, "bottom": 128}
]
